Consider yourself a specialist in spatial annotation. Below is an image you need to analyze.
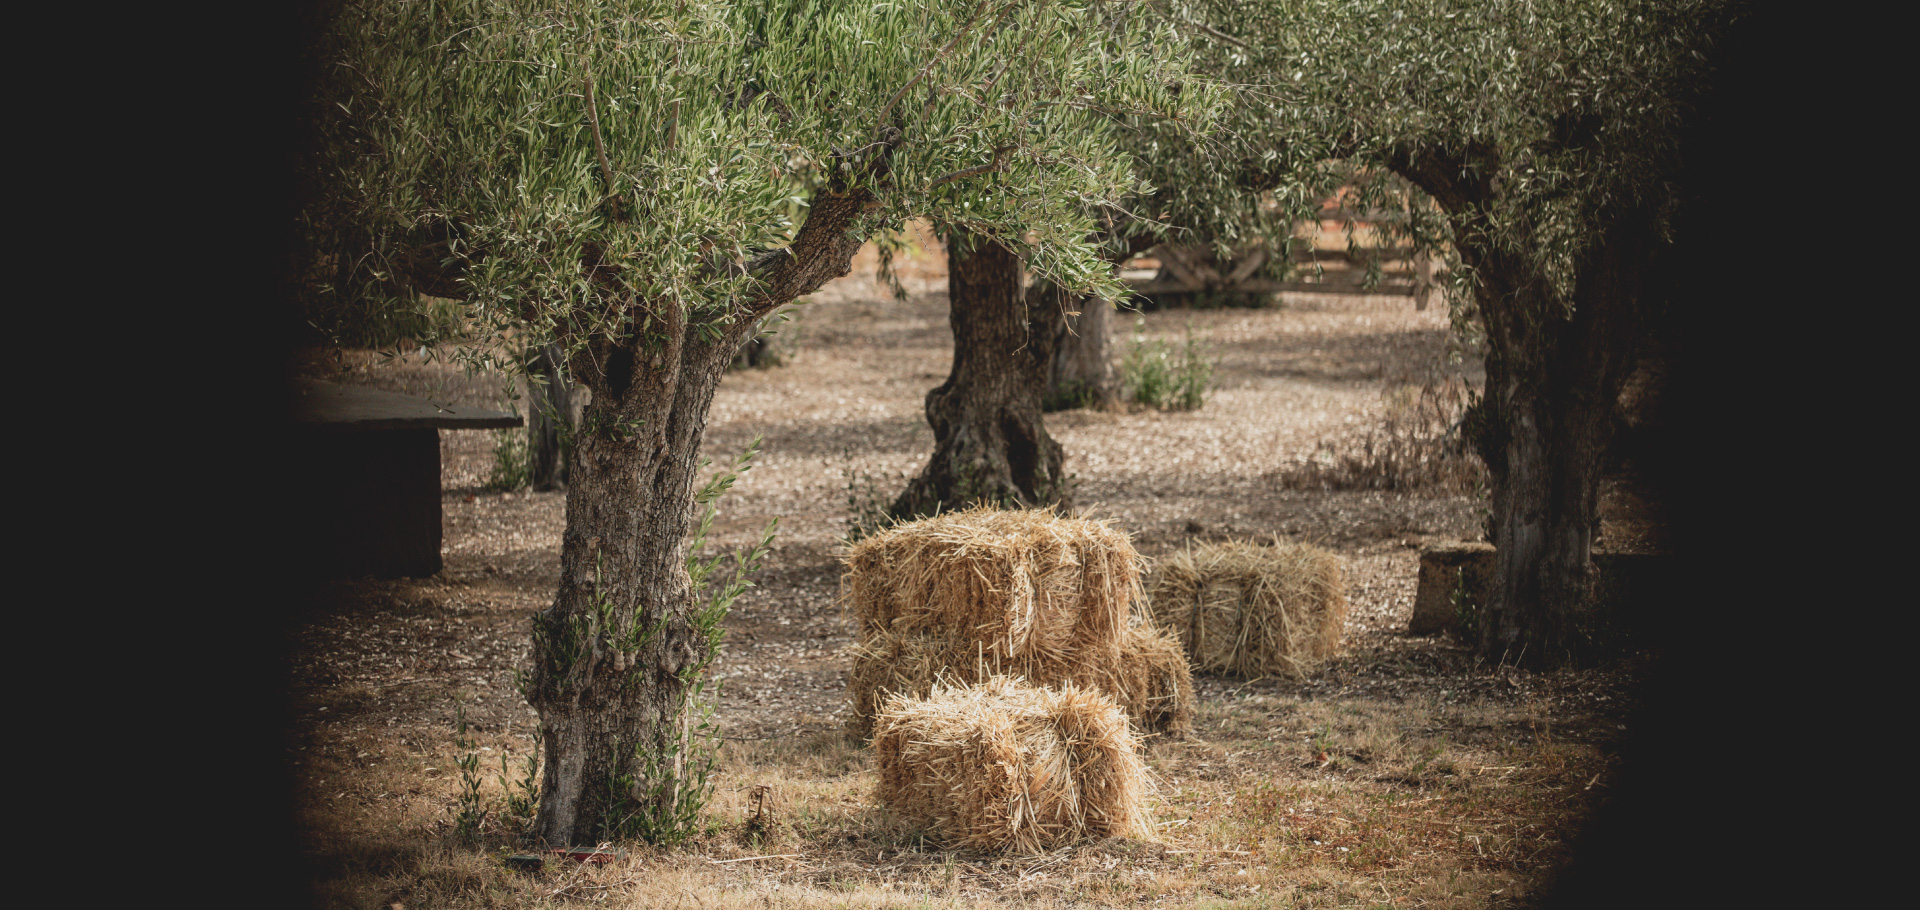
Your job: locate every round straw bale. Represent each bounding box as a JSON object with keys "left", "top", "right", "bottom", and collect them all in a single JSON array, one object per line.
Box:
[
  {"left": 872, "top": 676, "right": 1152, "bottom": 853},
  {"left": 1146, "top": 537, "right": 1347, "bottom": 678}
]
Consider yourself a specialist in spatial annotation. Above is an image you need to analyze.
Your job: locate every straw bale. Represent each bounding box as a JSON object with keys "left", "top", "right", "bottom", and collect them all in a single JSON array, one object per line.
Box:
[
  {"left": 847, "top": 623, "right": 1194, "bottom": 739},
  {"left": 1146, "top": 538, "right": 1347, "bottom": 677},
  {"left": 872, "top": 676, "right": 1152, "bottom": 853},
  {"left": 843, "top": 507, "right": 1139, "bottom": 668},
  {"left": 1109, "top": 624, "right": 1194, "bottom": 740}
]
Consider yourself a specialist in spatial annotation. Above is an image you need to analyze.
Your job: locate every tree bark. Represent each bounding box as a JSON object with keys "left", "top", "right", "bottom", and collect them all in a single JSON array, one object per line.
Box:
[
  {"left": 526, "top": 326, "right": 735, "bottom": 847},
  {"left": 1393, "top": 148, "right": 1648, "bottom": 668},
  {"left": 526, "top": 343, "right": 575, "bottom": 491},
  {"left": 1043, "top": 287, "right": 1117, "bottom": 411},
  {"left": 1457, "top": 227, "right": 1647, "bottom": 668},
  {"left": 892, "top": 230, "right": 1069, "bottom": 518},
  {"left": 525, "top": 161, "right": 887, "bottom": 845}
]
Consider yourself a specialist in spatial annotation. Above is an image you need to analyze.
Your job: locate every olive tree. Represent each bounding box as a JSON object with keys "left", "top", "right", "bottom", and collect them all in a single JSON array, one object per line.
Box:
[
  {"left": 1214, "top": 0, "right": 1727, "bottom": 665},
  {"left": 884, "top": 7, "right": 1222, "bottom": 518},
  {"left": 309, "top": 0, "right": 1204, "bottom": 844}
]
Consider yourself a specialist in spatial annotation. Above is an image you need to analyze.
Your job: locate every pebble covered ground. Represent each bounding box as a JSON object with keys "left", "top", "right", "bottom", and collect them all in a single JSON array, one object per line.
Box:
[{"left": 289, "top": 246, "right": 1645, "bottom": 908}]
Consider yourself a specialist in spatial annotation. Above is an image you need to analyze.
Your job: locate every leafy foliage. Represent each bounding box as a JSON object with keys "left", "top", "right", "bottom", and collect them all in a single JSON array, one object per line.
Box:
[
  {"left": 305, "top": 0, "right": 1225, "bottom": 842},
  {"left": 303, "top": 0, "right": 1221, "bottom": 369},
  {"left": 483, "top": 425, "right": 533, "bottom": 492},
  {"left": 1120, "top": 317, "right": 1213, "bottom": 410},
  {"left": 451, "top": 704, "right": 489, "bottom": 840},
  {"left": 1217, "top": 0, "right": 1726, "bottom": 304}
]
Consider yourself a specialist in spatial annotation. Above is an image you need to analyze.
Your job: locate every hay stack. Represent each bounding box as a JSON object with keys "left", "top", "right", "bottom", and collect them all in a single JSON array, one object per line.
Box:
[
  {"left": 873, "top": 676, "right": 1152, "bottom": 853},
  {"left": 844, "top": 507, "right": 1136, "bottom": 667},
  {"left": 843, "top": 507, "right": 1192, "bottom": 738},
  {"left": 1146, "top": 538, "right": 1347, "bottom": 677},
  {"left": 1110, "top": 624, "right": 1196, "bottom": 739},
  {"left": 848, "top": 621, "right": 1195, "bottom": 739}
]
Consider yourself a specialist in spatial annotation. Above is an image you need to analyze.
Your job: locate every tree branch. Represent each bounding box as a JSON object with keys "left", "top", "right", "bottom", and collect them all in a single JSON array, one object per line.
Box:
[
  {"left": 928, "top": 144, "right": 1018, "bottom": 189},
  {"left": 874, "top": 0, "right": 1015, "bottom": 131},
  {"left": 583, "top": 64, "right": 623, "bottom": 221}
]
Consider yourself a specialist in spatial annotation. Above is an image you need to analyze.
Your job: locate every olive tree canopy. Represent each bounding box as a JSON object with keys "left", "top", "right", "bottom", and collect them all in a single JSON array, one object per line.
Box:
[
  {"left": 302, "top": 0, "right": 1214, "bottom": 844},
  {"left": 1204, "top": 0, "right": 1729, "bottom": 665}
]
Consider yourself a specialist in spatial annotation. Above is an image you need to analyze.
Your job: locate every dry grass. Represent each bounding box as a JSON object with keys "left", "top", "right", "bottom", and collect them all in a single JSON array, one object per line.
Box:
[
  {"left": 1148, "top": 539, "right": 1349, "bottom": 678},
  {"left": 872, "top": 676, "right": 1152, "bottom": 853},
  {"left": 1276, "top": 373, "right": 1487, "bottom": 493},
  {"left": 286, "top": 247, "right": 1641, "bottom": 907},
  {"left": 293, "top": 673, "right": 1620, "bottom": 909}
]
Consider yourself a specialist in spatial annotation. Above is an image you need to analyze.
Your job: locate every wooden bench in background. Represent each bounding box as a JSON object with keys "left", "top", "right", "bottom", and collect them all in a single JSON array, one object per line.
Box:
[
  {"left": 1122, "top": 209, "right": 1442, "bottom": 309},
  {"left": 293, "top": 379, "right": 521, "bottom": 578}
]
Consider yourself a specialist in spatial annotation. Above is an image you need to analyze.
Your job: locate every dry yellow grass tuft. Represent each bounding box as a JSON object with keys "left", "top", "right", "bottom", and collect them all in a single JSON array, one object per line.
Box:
[
  {"left": 843, "top": 506, "right": 1193, "bottom": 738},
  {"left": 872, "top": 676, "right": 1152, "bottom": 854},
  {"left": 1147, "top": 537, "right": 1348, "bottom": 677}
]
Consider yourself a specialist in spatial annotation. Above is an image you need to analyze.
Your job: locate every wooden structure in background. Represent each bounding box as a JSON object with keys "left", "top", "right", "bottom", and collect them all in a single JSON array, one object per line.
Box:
[
  {"left": 1123, "top": 208, "right": 1441, "bottom": 309},
  {"left": 292, "top": 379, "right": 520, "bottom": 578}
]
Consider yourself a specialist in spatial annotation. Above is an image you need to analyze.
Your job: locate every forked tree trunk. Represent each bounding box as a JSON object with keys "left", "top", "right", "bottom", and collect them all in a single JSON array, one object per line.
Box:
[
  {"left": 1044, "top": 287, "right": 1116, "bottom": 411},
  {"left": 892, "top": 231, "right": 1069, "bottom": 518},
  {"left": 1463, "top": 226, "right": 1647, "bottom": 668},
  {"left": 526, "top": 343, "right": 574, "bottom": 491}
]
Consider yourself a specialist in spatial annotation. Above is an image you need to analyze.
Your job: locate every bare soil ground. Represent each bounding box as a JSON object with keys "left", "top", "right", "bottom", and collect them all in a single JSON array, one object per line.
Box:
[{"left": 290, "top": 248, "right": 1648, "bottom": 908}]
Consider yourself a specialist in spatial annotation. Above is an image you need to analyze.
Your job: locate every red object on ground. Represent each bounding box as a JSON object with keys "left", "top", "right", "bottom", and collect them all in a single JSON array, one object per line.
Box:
[{"left": 547, "top": 848, "right": 624, "bottom": 864}]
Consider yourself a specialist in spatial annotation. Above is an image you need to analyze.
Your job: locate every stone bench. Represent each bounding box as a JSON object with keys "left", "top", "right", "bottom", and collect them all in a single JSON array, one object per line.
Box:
[{"left": 292, "top": 379, "right": 520, "bottom": 578}]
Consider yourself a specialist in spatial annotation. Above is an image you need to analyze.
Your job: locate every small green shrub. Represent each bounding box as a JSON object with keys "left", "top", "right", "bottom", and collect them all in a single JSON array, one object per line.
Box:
[
  {"left": 451, "top": 704, "right": 488, "bottom": 841},
  {"left": 483, "top": 425, "right": 532, "bottom": 492},
  {"left": 1121, "top": 319, "right": 1214, "bottom": 411},
  {"left": 842, "top": 459, "right": 897, "bottom": 544},
  {"left": 1451, "top": 567, "right": 1479, "bottom": 642},
  {"left": 497, "top": 735, "right": 540, "bottom": 841},
  {"left": 1042, "top": 379, "right": 1098, "bottom": 412}
]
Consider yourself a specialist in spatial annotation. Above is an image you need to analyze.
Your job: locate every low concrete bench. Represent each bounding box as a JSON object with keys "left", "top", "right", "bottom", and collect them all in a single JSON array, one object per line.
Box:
[{"left": 293, "top": 379, "right": 521, "bottom": 578}]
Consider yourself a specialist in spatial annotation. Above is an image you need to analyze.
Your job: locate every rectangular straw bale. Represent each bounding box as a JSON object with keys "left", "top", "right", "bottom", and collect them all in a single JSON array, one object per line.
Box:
[
  {"left": 872, "top": 676, "right": 1152, "bottom": 853},
  {"left": 1109, "top": 624, "right": 1195, "bottom": 739},
  {"left": 1146, "top": 537, "right": 1347, "bottom": 678},
  {"left": 843, "top": 507, "right": 1139, "bottom": 667},
  {"left": 847, "top": 624, "right": 1194, "bottom": 740}
]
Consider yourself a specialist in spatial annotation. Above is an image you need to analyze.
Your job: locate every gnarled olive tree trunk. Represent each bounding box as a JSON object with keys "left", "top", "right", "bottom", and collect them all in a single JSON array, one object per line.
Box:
[
  {"left": 1044, "top": 287, "right": 1117, "bottom": 411},
  {"left": 526, "top": 183, "right": 880, "bottom": 846},
  {"left": 526, "top": 327, "right": 733, "bottom": 846},
  {"left": 526, "top": 342, "right": 576, "bottom": 491},
  {"left": 1465, "top": 225, "right": 1647, "bottom": 666},
  {"left": 1398, "top": 153, "right": 1649, "bottom": 668},
  {"left": 893, "top": 231, "right": 1069, "bottom": 517}
]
